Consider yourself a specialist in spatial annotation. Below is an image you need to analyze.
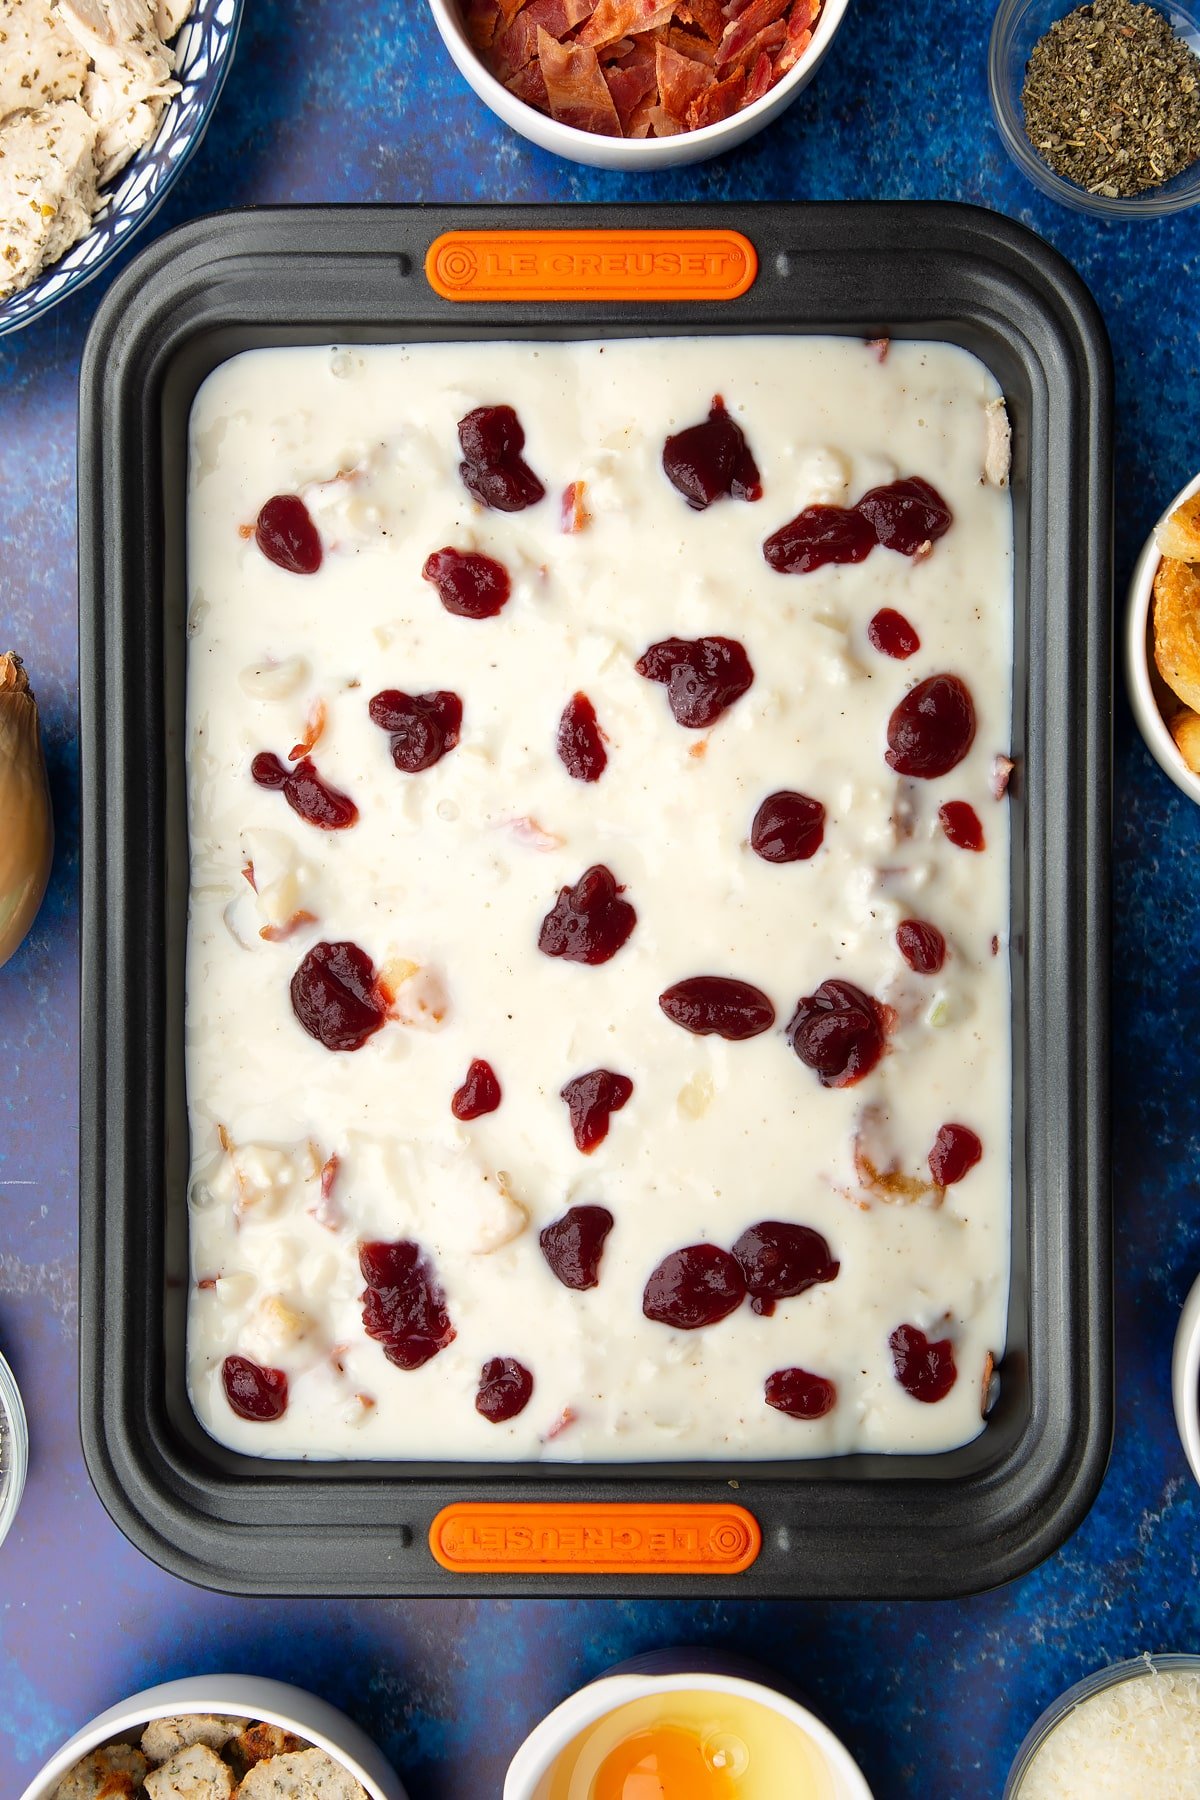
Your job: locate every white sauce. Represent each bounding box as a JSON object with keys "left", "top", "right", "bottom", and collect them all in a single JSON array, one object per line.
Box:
[{"left": 185, "top": 337, "right": 1013, "bottom": 1462}]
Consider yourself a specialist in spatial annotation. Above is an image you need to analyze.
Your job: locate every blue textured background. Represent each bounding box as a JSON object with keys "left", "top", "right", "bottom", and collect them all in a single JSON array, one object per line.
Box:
[{"left": 1, "top": 1, "right": 1198, "bottom": 1794}]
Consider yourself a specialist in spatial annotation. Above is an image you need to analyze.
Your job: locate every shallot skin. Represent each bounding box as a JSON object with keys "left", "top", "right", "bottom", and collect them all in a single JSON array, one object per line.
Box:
[{"left": 0, "top": 654, "right": 53, "bottom": 972}]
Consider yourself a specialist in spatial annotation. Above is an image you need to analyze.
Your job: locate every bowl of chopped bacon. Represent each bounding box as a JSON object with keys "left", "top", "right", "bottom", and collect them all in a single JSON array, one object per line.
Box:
[{"left": 429, "top": 0, "right": 850, "bottom": 167}]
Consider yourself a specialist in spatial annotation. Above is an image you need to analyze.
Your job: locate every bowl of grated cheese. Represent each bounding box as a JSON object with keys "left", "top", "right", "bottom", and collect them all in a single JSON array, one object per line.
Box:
[{"left": 1004, "top": 1654, "right": 1200, "bottom": 1798}]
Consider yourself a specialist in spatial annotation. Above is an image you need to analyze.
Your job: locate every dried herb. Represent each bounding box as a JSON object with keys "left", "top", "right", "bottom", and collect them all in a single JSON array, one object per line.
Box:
[{"left": 1021, "top": 0, "right": 1200, "bottom": 197}]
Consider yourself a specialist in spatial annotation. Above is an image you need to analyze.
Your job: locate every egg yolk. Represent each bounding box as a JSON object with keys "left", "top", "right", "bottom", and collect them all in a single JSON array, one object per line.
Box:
[{"left": 590, "top": 1725, "right": 739, "bottom": 1800}]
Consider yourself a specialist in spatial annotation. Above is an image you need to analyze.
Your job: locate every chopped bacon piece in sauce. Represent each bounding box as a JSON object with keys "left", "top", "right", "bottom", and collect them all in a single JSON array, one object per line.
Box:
[
  {"left": 289, "top": 698, "right": 327, "bottom": 761},
  {"left": 561, "top": 480, "right": 590, "bottom": 532},
  {"left": 992, "top": 753, "right": 1015, "bottom": 799},
  {"left": 309, "top": 1152, "right": 343, "bottom": 1230},
  {"left": 259, "top": 909, "right": 318, "bottom": 944},
  {"left": 474, "top": 0, "right": 825, "bottom": 138},
  {"left": 543, "top": 1404, "right": 578, "bottom": 1442}
]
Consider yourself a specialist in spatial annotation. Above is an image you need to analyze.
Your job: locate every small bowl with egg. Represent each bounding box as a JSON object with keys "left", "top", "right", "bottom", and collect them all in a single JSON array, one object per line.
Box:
[
  {"left": 504, "top": 1650, "right": 872, "bottom": 1799},
  {"left": 426, "top": 0, "right": 850, "bottom": 170},
  {"left": 1125, "top": 471, "right": 1200, "bottom": 803},
  {"left": 18, "top": 1675, "right": 407, "bottom": 1800}
]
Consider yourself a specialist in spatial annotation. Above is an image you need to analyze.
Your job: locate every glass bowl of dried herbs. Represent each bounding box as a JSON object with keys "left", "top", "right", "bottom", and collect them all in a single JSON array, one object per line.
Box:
[{"left": 989, "top": 0, "right": 1200, "bottom": 216}]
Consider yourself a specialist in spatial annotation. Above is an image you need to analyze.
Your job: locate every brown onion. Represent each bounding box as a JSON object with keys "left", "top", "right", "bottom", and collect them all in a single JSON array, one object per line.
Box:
[{"left": 0, "top": 654, "right": 53, "bottom": 971}]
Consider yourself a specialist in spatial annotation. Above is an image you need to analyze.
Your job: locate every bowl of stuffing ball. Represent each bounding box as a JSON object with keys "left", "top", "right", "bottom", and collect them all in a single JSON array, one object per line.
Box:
[
  {"left": 1126, "top": 472, "right": 1200, "bottom": 803},
  {"left": 989, "top": 0, "right": 1200, "bottom": 217},
  {"left": 18, "top": 1676, "right": 408, "bottom": 1800},
  {"left": 427, "top": 0, "right": 851, "bottom": 168},
  {"left": 0, "top": 0, "right": 243, "bottom": 335}
]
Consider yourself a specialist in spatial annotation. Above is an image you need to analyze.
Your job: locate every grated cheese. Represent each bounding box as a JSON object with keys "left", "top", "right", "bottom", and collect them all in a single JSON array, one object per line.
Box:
[{"left": 1017, "top": 1663, "right": 1200, "bottom": 1799}]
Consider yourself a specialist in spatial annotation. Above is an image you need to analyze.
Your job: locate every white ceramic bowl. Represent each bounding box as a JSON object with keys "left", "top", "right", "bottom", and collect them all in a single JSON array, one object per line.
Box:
[
  {"left": 504, "top": 1662, "right": 873, "bottom": 1798},
  {"left": 1003, "top": 1654, "right": 1200, "bottom": 1795},
  {"left": 427, "top": 0, "right": 851, "bottom": 169},
  {"left": 0, "top": 0, "right": 243, "bottom": 336},
  {"left": 0, "top": 1349, "right": 29, "bottom": 1550},
  {"left": 18, "top": 1676, "right": 408, "bottom": 1800},
  {"left": 1172, "top": 1270, "right": 1200, "bottom": 1489},
  {"left": 1125, "top": 470, "right": 1200, "bottom": 805}
]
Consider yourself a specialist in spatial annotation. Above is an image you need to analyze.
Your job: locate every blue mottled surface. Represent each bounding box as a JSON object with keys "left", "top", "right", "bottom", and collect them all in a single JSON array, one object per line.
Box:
[{"left": 1, "top": 1, "right": 1199, "bottom": 1794}]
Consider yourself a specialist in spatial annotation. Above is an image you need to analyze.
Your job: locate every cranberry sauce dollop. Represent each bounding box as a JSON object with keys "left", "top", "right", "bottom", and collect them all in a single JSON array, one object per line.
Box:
[
  {"left": 787, "top": 979, "right": 887, "bottom": 1087},
  {"left": 885, "top": 674, "right": 976, "bottom": 779},
  {"left": 635, "top": 635, "right": 754, "bottom": 729},
  {"left": 539, "top": 1204, "right": 614, "bottom": 1290},
  {"left": 662, "top": 396, "right": 762, "bottom": 511},
  {"left": 889, "top": 1322, "right": 957, "bottom": 1404},
  {"left": 765, "top": 1367, "right": 838, "bottom": 1420},
  {"left": 929, "top": 1123, "right": 983, "bottom": 1188},
  {"left": 658, "top": 976, "right": 776, "bottom": 1041},
  {"left": 732, "top": 1221, "right": 840, "bottom": 1317},
  {"left": 290, "top": 940, "right": 388, "bottom": 1052},
  {"left": 749, "top": 791, "right": 826, "bottom": 863},
  {"left": 422, "top": 547, "right": 511, "bottom": 619},
  {"left": 857, "top": 477, "right": 952, "bottom": 552},
  {"left": 369, "top": 689, "right": 463, "bottom": 773},
  {"left": 896, "top": 918, "right": 947, "bottom": 974},
  {"left": 458, "top": 404, "right": 546, "bottom": 512},
  {"left": 867, "top": 607, "right": 921, "bottom": 660},
  {"left": 763, "top": 475, "right": 952, "bottom": 575},
  {"left": 255, "top": 494, "right": 323, "bottom": 575},
  {"left": 762, "top": 505, "right": 875, "bottom": 575},
  {"left": 452, "top": 1058, "right": 502, "bottom": 1121},
  {"left": 360, "top": 1239, "right": 456, "bottom": 1370},
  {"left": 557, "top": 692, "right": 607, "bottom": 782},
  {"left": 222, "top": 1354, "right": 289, "bottom": 1422},
  {"left": 560, "top": 1069, "right": 634, "bottom": 1153},
  {"left": 938, "top": 800, "right": 986, "bottom": 851},
  {"left": 537, "top": 865, "right": 636, "bottom": 965},
  {"left": 251, "top": 751, "right": 358, "bottom": 830},
  {"left": 643, "top": 1243, "right": 747, "bottom": 1330},
  {"left": 476, "top": 1356, "right": 534, "bottom": 1423}
]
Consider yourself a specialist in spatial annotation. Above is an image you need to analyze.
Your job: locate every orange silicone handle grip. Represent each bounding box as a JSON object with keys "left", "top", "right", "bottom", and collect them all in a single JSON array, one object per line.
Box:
[
  {"left": 425, "top": 229, "right": 758, "bottom": 303},
  {"left": 429, "top": 1501, "right": 761, "bottom": 1576}
]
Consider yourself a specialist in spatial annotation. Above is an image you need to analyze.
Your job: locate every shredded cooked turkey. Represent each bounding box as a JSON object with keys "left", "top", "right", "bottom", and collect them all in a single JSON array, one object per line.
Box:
[{"left": 0, "top": 0, "right": 194, "bottom": 298}]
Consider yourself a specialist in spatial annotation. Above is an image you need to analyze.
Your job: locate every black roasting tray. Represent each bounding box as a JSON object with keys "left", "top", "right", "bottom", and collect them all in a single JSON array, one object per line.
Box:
[{"left": 78, "top": 202, "right": 1112, "bottom": 1597}]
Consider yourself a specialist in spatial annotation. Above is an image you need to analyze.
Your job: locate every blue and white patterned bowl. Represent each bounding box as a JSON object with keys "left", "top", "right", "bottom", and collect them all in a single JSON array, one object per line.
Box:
[{"left": 0, "top": 0, "right": 243, "bottom": 337}]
